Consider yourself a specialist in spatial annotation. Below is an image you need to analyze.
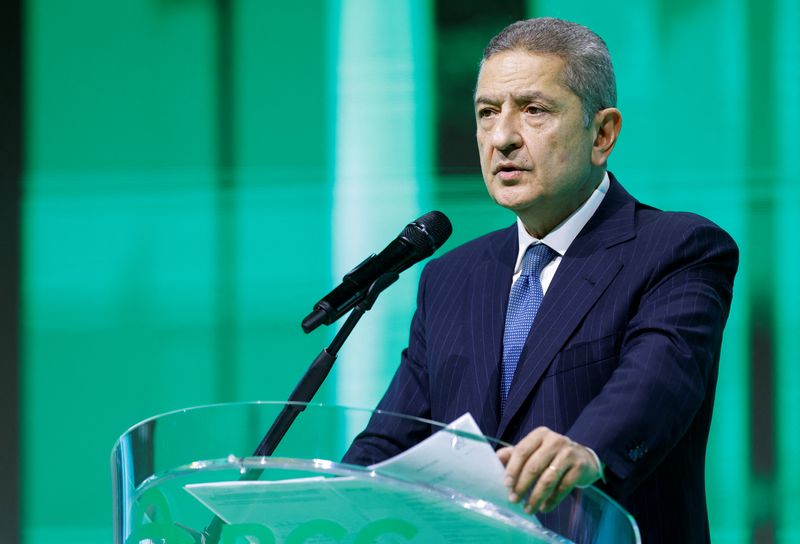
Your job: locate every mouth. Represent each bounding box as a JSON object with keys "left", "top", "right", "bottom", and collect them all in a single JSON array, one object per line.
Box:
[
  {"left": 493, "top": 163, "right": 528, "bottom": 181},
  {"left": 493, "top": 163, "right": 527, "bottom": 175}
]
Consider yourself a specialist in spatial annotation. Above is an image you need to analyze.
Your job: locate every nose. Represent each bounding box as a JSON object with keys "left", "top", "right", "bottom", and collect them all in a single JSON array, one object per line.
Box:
[{"left": 491, "top": 111, "right": 523, "bottom": 153}]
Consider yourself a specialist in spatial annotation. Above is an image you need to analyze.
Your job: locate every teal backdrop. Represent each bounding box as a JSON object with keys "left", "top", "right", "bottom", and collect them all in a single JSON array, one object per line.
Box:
[{"left": 20, "top": 0, "right": 799, "bottom": 542}]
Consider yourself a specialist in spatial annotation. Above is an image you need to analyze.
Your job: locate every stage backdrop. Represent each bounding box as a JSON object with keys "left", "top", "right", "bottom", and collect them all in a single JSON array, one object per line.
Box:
[{"left": 21, "top": 0, "right": 798, "bottom": 542}]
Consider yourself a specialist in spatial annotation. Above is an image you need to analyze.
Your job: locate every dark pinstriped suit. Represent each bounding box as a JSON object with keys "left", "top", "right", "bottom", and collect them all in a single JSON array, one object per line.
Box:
[{"left": 345, "top": 174, "right": 738, "bottom": 543}]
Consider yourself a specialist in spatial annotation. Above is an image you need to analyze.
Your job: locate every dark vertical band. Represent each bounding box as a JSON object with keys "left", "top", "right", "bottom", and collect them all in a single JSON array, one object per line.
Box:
[
  {"left": 215, "top": 0, "right": 237, "bottom": 402},
  {"left": 0, "top": 0, "right": 22, "bottom": 542},
  {"left": 433, "top": 0, "right": 526, "bottom": 177},
  {"left": 746, "top": 0, "right": 776, "bottom": 541}
]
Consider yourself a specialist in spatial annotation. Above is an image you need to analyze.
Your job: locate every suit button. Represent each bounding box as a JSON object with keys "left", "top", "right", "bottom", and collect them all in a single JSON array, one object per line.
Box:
[{"left": 627, "top": 444, "right": 646, "bottom": 462}]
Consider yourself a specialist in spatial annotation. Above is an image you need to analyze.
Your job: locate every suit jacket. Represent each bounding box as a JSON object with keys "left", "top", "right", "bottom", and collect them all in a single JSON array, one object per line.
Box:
[{"left": 344, "top": 174, "right": 739, "bottom": 543}]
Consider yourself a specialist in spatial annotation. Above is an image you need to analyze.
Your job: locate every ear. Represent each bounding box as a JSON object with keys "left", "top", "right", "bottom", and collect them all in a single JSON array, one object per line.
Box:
[{"left": 590, "top": 108, "right": 622, "bottom": 166}]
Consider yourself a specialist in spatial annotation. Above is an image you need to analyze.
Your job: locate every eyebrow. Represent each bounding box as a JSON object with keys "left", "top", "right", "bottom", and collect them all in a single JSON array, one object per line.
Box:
[{"left": 474, "top": 91, "right": 555, "bottom": 107}]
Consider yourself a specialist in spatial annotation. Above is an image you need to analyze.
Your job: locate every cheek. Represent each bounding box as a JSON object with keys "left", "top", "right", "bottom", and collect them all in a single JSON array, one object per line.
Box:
[
  {"left": 548, "top": 134, "right": 585, "bottom": 168},
  {"left": 476, "top": 138, "right": 493, "bottom": 172},
  {"left": 528, "top": 133, "right": 571, "bottom": 171}
]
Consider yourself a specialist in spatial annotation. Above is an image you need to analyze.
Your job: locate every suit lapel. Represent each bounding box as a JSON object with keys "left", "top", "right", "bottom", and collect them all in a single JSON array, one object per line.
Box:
[
  {"left": 496, "top": 176, "right": 637, "bottom": 439},
  {"left": 464, "top": 225, "right": 517, "bottom": 437}
]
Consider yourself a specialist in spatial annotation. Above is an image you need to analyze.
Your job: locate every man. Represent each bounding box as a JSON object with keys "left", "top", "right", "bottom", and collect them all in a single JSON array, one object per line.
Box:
[{"left": 345, "top": 17, "right": 738, "bottom": 543}]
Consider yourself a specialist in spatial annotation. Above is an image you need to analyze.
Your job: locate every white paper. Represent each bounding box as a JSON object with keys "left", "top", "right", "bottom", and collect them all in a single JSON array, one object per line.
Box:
[{"left": 369, "top": 412, "right": 539, "bottom": 523}]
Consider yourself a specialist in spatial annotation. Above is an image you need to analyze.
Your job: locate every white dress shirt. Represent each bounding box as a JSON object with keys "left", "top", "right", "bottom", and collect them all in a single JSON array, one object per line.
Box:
[{"left": 512, "top": 171, "right": 610, "bottom": 289}]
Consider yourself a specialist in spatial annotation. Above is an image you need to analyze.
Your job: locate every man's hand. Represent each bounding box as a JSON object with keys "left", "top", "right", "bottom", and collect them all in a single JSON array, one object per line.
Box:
[{"left": 497, "top": 427, "right": 601, "bottom": 514}]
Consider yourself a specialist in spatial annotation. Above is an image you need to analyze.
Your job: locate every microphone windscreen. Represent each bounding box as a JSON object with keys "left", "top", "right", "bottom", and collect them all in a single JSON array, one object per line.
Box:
[{"left": 404, "top": 210, "right": 452, "bottom": 252}]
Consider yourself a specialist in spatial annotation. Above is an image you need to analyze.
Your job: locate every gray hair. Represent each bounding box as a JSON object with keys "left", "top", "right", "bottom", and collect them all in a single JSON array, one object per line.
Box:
[{"left": 482, "top": 18, "right": 616, "bottom": 126}]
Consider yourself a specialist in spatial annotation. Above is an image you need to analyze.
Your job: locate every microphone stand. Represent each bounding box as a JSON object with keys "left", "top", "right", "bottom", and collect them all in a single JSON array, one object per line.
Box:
[{"left": 201, "top": 272, "right": 399, "bottom": 543}]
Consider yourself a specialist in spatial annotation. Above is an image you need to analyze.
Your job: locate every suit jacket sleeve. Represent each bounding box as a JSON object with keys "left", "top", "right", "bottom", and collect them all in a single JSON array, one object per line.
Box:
[
  {"left": 565, "top": 219, "right": 738, "bottom": 495},
  {"left": 342, "top": 261, "right": 435, "bottom": 465}
]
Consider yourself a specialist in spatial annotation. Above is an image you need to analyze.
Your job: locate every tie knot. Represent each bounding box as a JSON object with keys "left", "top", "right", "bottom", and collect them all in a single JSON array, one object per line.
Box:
[{"left": 520, "top": 243, "right": 556, "bottom": 277}]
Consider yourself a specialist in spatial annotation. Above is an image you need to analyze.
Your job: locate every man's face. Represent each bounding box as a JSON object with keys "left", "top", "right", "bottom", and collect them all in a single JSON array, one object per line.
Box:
[{"left": 475, "top": 50, "right": 601, "bottom": 236}]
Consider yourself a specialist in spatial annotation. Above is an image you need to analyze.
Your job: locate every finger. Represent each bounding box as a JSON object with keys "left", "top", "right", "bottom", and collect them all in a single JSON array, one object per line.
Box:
[
  {"left": 540, "top": 465, "right": 581, "bottom": 513},
  {"left": 512, "top": 446, "right": 557, "bottom": 500},
  {"left": 496, "top": 446, "right": 513, "bottom": 465},
  {"left": 515, "top": 431, "right": 572, "bottom": 499},
  {"left": 504, "top": 428, "right": 546, "bottom": 486},
  {"left": 504, "top": 429, "right": 547, "bottom": 497},
  {"left": 545, "top": 444, "right": 600, "bottom": 492},
  {"left": 525, "top": 458, "right": 567, "bottom": 513},
  {"left": 534, "top": 445, "right": 599, "bottom": 513}
]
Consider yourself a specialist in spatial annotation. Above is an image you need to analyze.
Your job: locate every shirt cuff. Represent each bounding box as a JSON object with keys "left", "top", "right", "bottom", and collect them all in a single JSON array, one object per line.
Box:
[{"left": 577, "top": 446, "right": 605, "bottom": 488}]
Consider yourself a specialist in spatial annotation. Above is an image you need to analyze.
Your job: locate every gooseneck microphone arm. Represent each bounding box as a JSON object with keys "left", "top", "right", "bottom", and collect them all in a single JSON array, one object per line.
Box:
[{"left": 253, "top": 272, "right": 399, "bottom": 457}]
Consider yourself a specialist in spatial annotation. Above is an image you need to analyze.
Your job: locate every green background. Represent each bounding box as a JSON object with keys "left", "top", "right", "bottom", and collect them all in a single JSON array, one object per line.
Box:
[{"left": 20, "top": 0, "right": 798, "bottom": 542}]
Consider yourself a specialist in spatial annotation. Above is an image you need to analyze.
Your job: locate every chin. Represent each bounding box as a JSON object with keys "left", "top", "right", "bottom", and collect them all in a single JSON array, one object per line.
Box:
[
  {"left": 490, "top": 188, "right": 540, "bottom": 213},
  {"left": 493, "top": 200, "right": 537, "bottom": 219}
]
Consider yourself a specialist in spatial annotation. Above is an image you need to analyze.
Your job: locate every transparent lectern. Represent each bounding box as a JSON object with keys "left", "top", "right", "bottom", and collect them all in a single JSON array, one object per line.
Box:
[{"left": 112, "top": 402, "right": 640, "bottom": 543}]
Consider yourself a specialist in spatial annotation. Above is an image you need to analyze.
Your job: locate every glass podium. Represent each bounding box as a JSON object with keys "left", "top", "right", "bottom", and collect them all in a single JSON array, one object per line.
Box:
[{"left": 112, "top": 402, "right": 640, "bottom": 543}]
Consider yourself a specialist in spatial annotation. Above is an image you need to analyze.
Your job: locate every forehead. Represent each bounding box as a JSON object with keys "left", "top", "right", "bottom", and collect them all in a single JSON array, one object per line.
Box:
[{"left": 475, "top": 50, "right": 572, "bottom": 102}]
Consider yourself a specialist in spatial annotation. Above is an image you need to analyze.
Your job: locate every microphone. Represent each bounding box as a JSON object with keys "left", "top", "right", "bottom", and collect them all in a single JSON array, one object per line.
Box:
[{"left": 302, "top": 211, "right": 452, "bottom": 333}]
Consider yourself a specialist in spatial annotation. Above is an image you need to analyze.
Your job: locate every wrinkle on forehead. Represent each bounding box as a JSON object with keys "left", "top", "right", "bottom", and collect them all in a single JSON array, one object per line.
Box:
[{"left": 475, "top": 51, "right": 570, "bottom": 103}]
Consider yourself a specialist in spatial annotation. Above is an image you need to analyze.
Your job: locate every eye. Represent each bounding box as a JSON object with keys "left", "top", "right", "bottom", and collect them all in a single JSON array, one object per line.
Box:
[
  {"left": 477, "top": 107, "right": 497, "bottom": 119},
  {"left": 524, "top": 105, "right": 546, "bottom": 115}
]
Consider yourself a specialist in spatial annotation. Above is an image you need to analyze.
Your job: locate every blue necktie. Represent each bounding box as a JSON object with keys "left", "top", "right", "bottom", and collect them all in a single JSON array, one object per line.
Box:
[{"left": 501, "top": 243, "right": 557, "bottom": 412}]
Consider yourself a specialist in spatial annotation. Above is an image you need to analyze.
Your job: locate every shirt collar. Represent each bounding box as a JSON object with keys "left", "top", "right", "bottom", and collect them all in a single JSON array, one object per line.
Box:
[{"left": 514, "top": 171, "right": 610, "bottom": 273}]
